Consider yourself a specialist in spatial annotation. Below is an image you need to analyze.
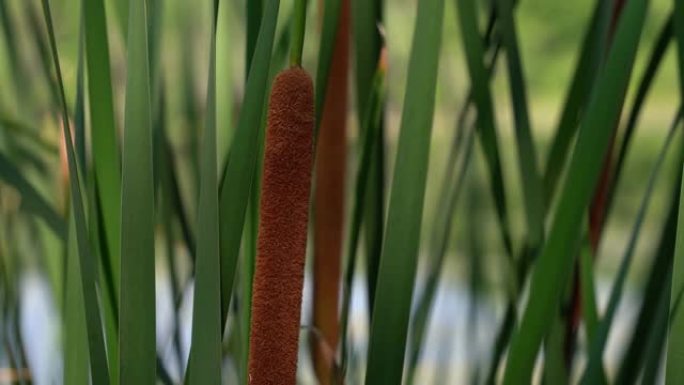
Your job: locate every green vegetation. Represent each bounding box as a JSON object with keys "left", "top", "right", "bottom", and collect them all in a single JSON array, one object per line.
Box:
[{"left": 0, "top": 0, "right": 681, "bottom": 384}]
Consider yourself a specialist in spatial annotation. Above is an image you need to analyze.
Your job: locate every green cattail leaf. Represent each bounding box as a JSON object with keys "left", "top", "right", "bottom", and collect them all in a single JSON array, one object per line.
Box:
[
  {"left": 407, "top": 120, "right": 475, "bottom": 383},
  {"left": 675, "top": 0, "right": 684, "bottom": 95},
  {"left": 247, "top": 0, "right": 263, "bottom": 70},
  {"left": 187, "top": 5, "right": 222, "bottom": 383},
  {"left": 64, "top": 213, "right": 89, "bottom": 385},
  {"left": 339, "top": 63, "right": 386, "bottom": 373},
  {"left": 543, "top": 0, "right": 611, "bottom": 203},
  {"left": 364, "top": 0, "right": 446, "bottom": 382},
  {"left": 582, "top": 108, "right": 681, "bottom": 385},
  {"left": 641, "top": 272, "right": 672, "bottom": 383},
  {"left": 494, "top": 0, "right": 544, "bottom": 248},
  {"left": 455, "top": 0, "right": 515, "bottom": 276},
  {"left": 110, "top": 0, "right": 129, "bottom": 41},
  {"left": 218, "top": 0, "right": 280, "bottom": 329},
  {"left": 664, "top": 0, "right": 684, "bottom": 380},
  {"left": 83, "top": 0, "right": 122, "bottom": 310},
  {"left": 667, "top": 168, "right": 684, "bottom": 384},
  {"left": 607, "top": 14, "right": 673, "bottom": 221},
  {"left": 119, "top": 0, "right": 155, "bottom": 383},
  {"left": 502, "top": 0, "right": 648, "bottom": 382},
  {"left": 40, "top": 0, "right": 110, "bottom": 382},
  {"left": 617, "top": 183, "right": 680, "bottom": 383},
  {"left": 351, "top": 0, "right": 385, "bottom": 317},
  {"left": 578, "top": 234, "right": 599, "bottom": 341}
]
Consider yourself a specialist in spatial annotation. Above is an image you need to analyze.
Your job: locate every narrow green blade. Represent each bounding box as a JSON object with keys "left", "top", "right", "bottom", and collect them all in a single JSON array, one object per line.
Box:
[
  {"left": 607, "top": 14, "right": 673, "bottom": 221},
  {"left": 543, "top": 0, "right": 611, "bottom": 203},
  {"left": 617, "top": 183, "right": 680, "bottom": 383},
  {"left": 667, "top": 165, "right": 684, "bottom": 384},
  {"left": 63, "top": 214, "right": 90, "bottom": 385},
  {"left": 119, "top": 0, "right": 155, "bottom": 382},
  {"left": 187, "top": 2, "right": 222, "bottom": 383},
  {"left": 578, "top": 235, "right": 599, "bottom": 341},
  {"left": 664, "top": 0, "right": 684, "bottom": 381},
  {"left": 351, "top": 0, "right": 385, "bottom": 316},
  {"left": 247, "top": 0, "right": 263, "bottom": 71},
  {"left": 582, "top": 108, "right": 681, "bottom": 385},
  {"left": 218, "top": 0, "right": 280, "bottom": 329},
  {"left": 502, "top": 0, "right": 648, "bottom": 382},
  {"left": 364, "top": 0, "right": 446, "bottom": 382},
  {"left": 83, "top": 0, "right": 122, "bottom": 306},
  {"left": 406, "top": 119, "right": 475, "bottom": 382},
  {"left": 339, "top": 63, "right": 386, "bottom": 372},
  {"left": 40, "top": 0, "right": 110, "bottom": 382},
  {"left": 494, "top": 0, "right": 544, "bottom": 247}
]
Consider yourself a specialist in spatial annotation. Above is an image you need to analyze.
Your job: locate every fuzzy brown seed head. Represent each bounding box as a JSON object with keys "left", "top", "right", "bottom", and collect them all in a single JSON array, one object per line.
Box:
[{"left": 248, "top": 67, "right": 314, "bottom": 385}]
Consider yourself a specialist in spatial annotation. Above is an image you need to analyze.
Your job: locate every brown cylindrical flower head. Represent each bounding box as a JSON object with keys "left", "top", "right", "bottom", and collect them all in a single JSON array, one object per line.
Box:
[{"left": 248, "top": 67, "right": 314, "bottom": 385}]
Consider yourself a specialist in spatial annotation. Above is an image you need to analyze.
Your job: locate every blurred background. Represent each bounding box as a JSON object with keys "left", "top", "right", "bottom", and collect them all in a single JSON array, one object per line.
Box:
[{"left": 0, "top": 0, "right": 681, "bottom": 383}]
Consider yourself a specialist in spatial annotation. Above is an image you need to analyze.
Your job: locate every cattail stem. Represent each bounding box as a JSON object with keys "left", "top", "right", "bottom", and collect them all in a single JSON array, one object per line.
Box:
[
  {"left": 248, "top": 67, "right": 314, "bottom": 385},
  {"left": 290, "top": 0, "right": 308, "bottom": 67}
]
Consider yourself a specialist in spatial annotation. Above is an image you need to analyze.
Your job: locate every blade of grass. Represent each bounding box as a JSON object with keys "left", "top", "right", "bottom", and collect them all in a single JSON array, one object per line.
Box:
[
  {"left": 351, "top": 0, "right": 384, "bottom": 314},
  {"left": 407, "top": 118, "right": 475, "bottom": 383},
  {"left": 544, "top": 318, "right": 569, "bottom": 385},
  {"left": 616, "top": 180, "right": 681, "bottom": 383},
  {"left": 339, "top": 59, "right": 386, "bottom": 375},
  {"left": 640, "top": 271, "right": 671, "bottom": 384},
  {"left": 109, "top": 0, "right": 129, "bottom": 41},
  {"left": 676, "top": 0, "right": 684, "bottom": 95},
  {"left": 187, "top": 1, "right": 222, "bottom": 383},
  {"left": 63, "top": 213, "right": 89, "bottom": 385},
  {"left": 74, "top": 14, "right": 87, "bottom": 171},
  {"left": 578, "top": 235, "right": 599, "bottom": 341},
  {"left": 247, "top": 0, "right": 263, "bottom": 71},
  {"left": 581, "top": 107, "right": 681, "bottom": 385},
  {"left": 218, "top": 0, "right": 280, "bottom": 330},
  {"left": 352, "top": 0, "right": 382, "bottom": 114},
  {"left": 217, "top": 0, "right": 234, "bottom": 169},
  {"left": 237, "top": 0, "right": 276, "bottom": 379},
  {"left": 456, "top": 0, "right": 515, "bottom": 292},
  {"left": 665, "top": 0, "right": 684, "bottom": 379},
  {"left": 364, "top": 0, "right": 446, "bottom": 381},
  {"left": 666, "top": 138, "right": 684, "bottom": 378},
  {"left": 502, "top": 0, "right": 648, "bottom": 382},
  {"left": 543, "top": 0, "right": 611, "bottom": 203},
  {"left": 40, "top": 0, "right": 110, "bottom": 382},
  {"left": 83, "top": 0, "right": 122, "bottom": 309},
  {"left": 119, "top": 0, "right": 156, "bottom": 382},
  {"left": 606, "top": 14, "right": 673, "bottom": 223},
  {"left": 493, "top": 0, "right": 544, "bottom": 248}
]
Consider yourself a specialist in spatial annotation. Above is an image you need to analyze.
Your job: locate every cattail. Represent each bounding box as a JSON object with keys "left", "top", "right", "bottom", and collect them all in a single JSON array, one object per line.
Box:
[
  {"left": 248, "top": 67, "right": 314, "bottom": 385},
  {"left": 567, "top": 0, "right": 626, "bottom": 363},
  {"left": 311, "top": 0, "right": 349, "bottom": 383}
]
